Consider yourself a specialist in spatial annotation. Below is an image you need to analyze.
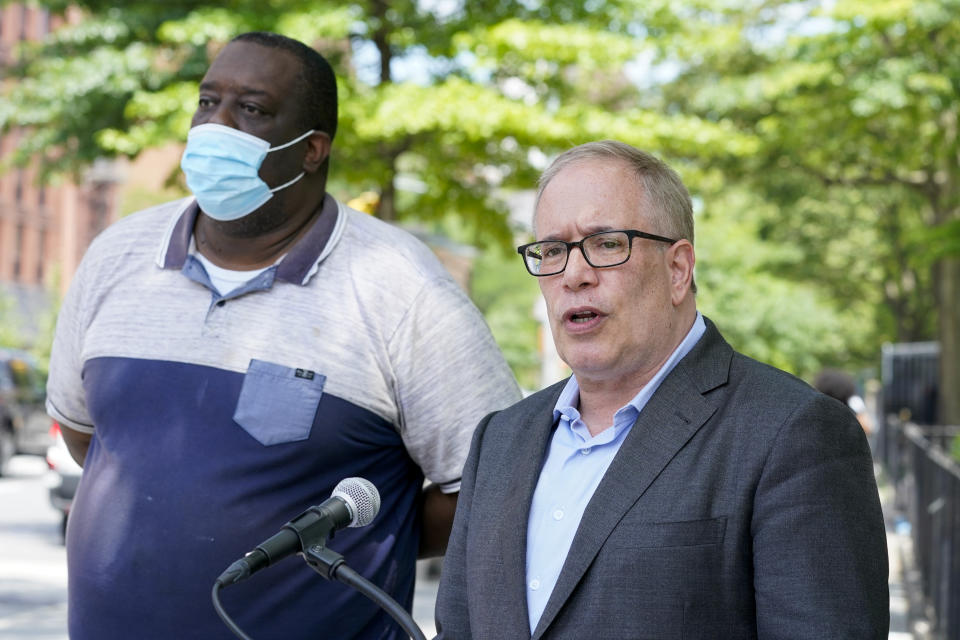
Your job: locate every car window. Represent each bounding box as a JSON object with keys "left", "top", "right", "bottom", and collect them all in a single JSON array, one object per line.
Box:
[
  {"left": 10, "top": 359, "right": 31, "bottom": 386},
  {"left": 10, "top": 358, "right": 44, "bottom": 399},
  {"left": 0, "top": 361, "right": 12, "bottom": 392},
  {"left": 6, "top": 357, "right": 45, "bottom": 399}
]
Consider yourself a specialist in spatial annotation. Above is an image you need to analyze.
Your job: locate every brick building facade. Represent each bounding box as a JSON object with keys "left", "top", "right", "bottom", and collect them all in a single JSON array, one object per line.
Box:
[{"left": 0, "top": 3, "right": 121, "bottom": 338}]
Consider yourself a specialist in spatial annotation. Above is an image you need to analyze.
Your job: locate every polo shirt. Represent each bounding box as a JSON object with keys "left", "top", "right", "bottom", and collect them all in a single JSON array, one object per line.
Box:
[{"left": 46, "top": 195, "right": 521, "bottom": 639}]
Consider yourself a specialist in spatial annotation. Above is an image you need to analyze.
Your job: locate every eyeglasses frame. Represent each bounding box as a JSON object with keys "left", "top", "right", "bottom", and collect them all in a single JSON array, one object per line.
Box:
[{"left": 516, "top": 229, "right": 679, "bottom": 277}]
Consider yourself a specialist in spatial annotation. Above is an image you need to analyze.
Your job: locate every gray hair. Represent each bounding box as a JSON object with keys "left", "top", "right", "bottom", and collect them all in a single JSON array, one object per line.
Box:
[{"left": 535, "top": 140, "right": 694, "bottom": 247}]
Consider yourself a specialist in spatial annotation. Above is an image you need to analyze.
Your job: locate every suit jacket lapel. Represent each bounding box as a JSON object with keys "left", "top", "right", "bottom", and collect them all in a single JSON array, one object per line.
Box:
[{"left": 531, "top": 320, "right": 732, "bottom": 639}]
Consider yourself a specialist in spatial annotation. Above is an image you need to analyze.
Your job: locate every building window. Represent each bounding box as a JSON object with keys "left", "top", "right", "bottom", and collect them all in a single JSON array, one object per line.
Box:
[
  {"left": 19, "top": 4, "right": 28, "bottom": 42},
  {"left": 38, "top": 8, "right": 49, "bottom": 38},
  {"left": 87, "top": 182, "right": 113, "bottom": 245},
  {"left": 12, "top": 223, "right": 23, "bottom": 279},
  {"left": 36, "top": 230, "right": 45, "bottom": 283},
  {"left": 14, "top": 169, "right": 23, "bottom": 204}
]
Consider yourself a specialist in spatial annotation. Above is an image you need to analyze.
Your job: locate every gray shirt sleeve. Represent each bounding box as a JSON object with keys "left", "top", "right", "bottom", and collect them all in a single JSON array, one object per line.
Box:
[{"left": 388, "top": 276, "right": 521, "bottom": 492}]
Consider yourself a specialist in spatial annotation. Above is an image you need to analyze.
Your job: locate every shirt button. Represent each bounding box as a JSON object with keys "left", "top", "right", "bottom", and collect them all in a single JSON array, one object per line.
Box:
[
  {"left": 553, "top": 509, "right": 564, "bottom": 520},
  {"left": 580, "top": 448, "right": 590, "bottom": 455},
  {"left": 216, "top": 300, "right": 226, "bottom": 307},
  {"left": 529, "top": 579, "right": 540, "bottom": 590}
]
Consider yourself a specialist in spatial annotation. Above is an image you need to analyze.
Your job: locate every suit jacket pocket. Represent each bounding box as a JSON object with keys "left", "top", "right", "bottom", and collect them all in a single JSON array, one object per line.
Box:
[
  {"left": 608, "top": 516, "right": 726, "bottom": 549},
  {"left": 233, "top": 359, "right": 326, "bottom": 446}
]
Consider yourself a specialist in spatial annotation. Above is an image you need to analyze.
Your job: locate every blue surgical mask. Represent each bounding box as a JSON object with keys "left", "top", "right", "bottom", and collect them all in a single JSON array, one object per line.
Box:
[{"left": 180, "top": 123, "right": 315, "bottom": 221}]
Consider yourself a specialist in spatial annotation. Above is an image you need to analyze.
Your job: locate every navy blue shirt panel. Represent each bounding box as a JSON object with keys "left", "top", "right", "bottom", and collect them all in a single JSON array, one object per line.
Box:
[{"left": 68, "top": 356, "right": 423, "bottom": 640}]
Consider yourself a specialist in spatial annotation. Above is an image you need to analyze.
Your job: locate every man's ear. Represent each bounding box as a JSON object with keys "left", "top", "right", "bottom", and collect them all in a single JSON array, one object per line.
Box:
[
  {"left": 668, "top": 239, "right": 695, "bottom": 306},
  {"left": 303, "top": 131, "right": 332, "bottom": 173}
]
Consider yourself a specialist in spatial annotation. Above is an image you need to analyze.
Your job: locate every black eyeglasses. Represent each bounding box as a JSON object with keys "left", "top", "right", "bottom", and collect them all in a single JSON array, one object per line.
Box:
[{"left": 517, "top": 229, "right": 678, "bottom": 276}]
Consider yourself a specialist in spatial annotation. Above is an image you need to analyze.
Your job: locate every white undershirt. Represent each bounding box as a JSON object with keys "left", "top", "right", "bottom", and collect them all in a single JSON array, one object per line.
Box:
[{"left": 194, "top": 252, "right": 271, "bottom": 296}]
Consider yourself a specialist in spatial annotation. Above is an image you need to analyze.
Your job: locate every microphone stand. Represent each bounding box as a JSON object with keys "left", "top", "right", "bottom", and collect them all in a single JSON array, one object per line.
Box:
[
  {"left": 303, "top": 543, "right": 428, "bottom": 640},
  {"left": 212, "top": 542, "right": 429, "bottom": 640}
]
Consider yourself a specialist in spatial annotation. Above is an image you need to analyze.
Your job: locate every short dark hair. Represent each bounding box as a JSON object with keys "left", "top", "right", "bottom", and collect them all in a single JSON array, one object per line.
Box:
[
  {"left": 231, "top": 31, "right": 338, "bottom": 141},
  {"left": 813, "top": 368, "right": 857, "bottom": 403}
]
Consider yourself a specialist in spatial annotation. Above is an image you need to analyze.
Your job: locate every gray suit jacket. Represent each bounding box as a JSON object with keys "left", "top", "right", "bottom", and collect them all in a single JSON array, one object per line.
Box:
[{"left": 435, "top": 318, "right": 888, "bottom": 639}]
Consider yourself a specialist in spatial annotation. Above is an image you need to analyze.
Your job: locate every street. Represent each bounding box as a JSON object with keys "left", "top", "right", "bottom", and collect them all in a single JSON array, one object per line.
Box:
[{"left": 0, "top": 455, "right": 68, "bottom": 640}]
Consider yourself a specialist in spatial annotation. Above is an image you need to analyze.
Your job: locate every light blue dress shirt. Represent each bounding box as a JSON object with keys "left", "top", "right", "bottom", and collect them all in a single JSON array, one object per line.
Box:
[{"left": 525, "top": 312, "right": 707, "bottom": 632}]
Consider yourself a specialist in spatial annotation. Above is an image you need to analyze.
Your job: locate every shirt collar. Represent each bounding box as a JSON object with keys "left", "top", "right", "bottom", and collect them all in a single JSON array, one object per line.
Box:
[
  {"left": 554, "top": 311, "right": 707, "bottom": 421},
  {"left": 156, "top": 194, "right": 341, "bottom": 286}
]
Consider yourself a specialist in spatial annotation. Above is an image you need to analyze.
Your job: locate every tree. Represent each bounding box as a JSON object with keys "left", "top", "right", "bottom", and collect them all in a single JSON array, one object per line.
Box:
[
  {"left": 0, "top": 0, "right": 755, "bottom": 384},
  {"left": 1, "top": 0, "right": 749, "bottom": 249},
  {"left": 652, "top": 0, "right": 960, "bottom": 422},
  {"left": 694, "top": 185, "right": 880, "bottom": 379},
  {"left": 5, "top": 0, "right": 950, "bottom": 404}
]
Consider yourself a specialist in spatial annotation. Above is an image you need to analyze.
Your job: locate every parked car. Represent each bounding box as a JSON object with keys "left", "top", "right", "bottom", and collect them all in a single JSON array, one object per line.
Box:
[
  {"left": 0, "top": 348, "right": 52, "bottom": 475},
  {"left": 46, "top": 421, "right": 82, "bottom": 538}
]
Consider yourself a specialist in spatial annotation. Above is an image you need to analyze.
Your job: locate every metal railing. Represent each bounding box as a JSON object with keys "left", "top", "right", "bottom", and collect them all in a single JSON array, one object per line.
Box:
[{"left": 884, "top": 417, "right": 960, "bottom": 639}]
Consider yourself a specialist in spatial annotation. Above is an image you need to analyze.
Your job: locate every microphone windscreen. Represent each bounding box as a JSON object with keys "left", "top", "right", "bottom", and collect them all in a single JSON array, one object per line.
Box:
[{"left": 333, "top": 477, "right": 380, "bottom": 527}]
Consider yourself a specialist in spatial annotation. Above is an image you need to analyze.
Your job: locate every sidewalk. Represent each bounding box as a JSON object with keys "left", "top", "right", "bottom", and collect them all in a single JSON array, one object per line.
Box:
[
  {"left": 879, "top": 465, "right": 931, "bottom": 640},
  {"left": 412, "top": 559, "right": 440, "bottom": 637}
]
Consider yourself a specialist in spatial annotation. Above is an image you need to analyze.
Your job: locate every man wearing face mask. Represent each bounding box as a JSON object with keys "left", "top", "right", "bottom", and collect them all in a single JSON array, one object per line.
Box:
[{"left": 44, "top": 32, "right": 521, "bottom": 640}]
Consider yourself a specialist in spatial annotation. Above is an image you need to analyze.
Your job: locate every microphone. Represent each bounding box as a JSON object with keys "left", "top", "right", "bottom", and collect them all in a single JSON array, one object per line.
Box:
[{"left": 216, "top": 477, "right": 380, "bottom": 587}]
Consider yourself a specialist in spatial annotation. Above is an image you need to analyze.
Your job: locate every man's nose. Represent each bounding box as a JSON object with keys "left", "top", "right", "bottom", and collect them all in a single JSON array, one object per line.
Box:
[
  {"left": 561, "top": 245, "right": 598, "bottom": 289},
  {"left": 209, "top": 108, "right": 237, "bottom": 129}
]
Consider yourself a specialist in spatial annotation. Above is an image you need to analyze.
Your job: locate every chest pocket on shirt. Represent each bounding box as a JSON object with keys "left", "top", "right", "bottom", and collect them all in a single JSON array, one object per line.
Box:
[{"left": 233, "top": 359, "right": 326, "bottom": 446}]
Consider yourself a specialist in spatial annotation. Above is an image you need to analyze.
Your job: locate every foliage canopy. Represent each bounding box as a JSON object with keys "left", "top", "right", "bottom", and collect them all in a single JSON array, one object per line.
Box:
[{"left": 2, "top": 0, "right": 956, "bottom": 414}]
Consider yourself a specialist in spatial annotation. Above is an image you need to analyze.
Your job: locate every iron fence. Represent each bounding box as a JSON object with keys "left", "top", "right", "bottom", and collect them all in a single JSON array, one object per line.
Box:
[{"left": 885, "top": 417, "right": 960, "bottom": 639}]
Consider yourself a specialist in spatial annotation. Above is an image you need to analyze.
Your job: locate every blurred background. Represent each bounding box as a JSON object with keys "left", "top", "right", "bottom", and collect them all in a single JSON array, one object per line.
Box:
[{"left": 0, "top": 0, "right": 957, "bottom": 638}]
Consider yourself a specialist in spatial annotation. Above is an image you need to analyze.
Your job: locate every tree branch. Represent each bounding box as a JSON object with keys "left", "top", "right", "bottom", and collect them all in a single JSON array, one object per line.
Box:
[{"left": 793, "top": 161, "right": 940, "bottom": 202}]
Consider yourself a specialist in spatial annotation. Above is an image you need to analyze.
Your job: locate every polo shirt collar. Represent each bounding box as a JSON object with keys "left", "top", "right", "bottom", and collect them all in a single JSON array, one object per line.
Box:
[{"left": 157, "top": 194, "right": 342, "bottom": 286}]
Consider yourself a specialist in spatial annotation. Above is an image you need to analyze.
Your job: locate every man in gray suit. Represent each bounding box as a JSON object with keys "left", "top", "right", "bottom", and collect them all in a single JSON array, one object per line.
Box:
[{"left": 435, "top": 140, "right": 889, "bottom": 639}]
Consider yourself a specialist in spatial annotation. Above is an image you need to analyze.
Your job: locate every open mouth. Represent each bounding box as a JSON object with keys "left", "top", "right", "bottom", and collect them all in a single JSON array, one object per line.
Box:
[
  {"left": 564, "top": 307, "right": 603, "bottom": 326},
  {"left": 570, "top": 311, "right": 598, "bottom": 324}
]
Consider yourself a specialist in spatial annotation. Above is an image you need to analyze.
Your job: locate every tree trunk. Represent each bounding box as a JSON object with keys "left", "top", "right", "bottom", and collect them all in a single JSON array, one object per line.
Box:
[
  {"left": 377, "top": 175, "right": 397, "bottom": 222},
  {"left": 937, "top": 256, "right": 960, "bottom": 424}
]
